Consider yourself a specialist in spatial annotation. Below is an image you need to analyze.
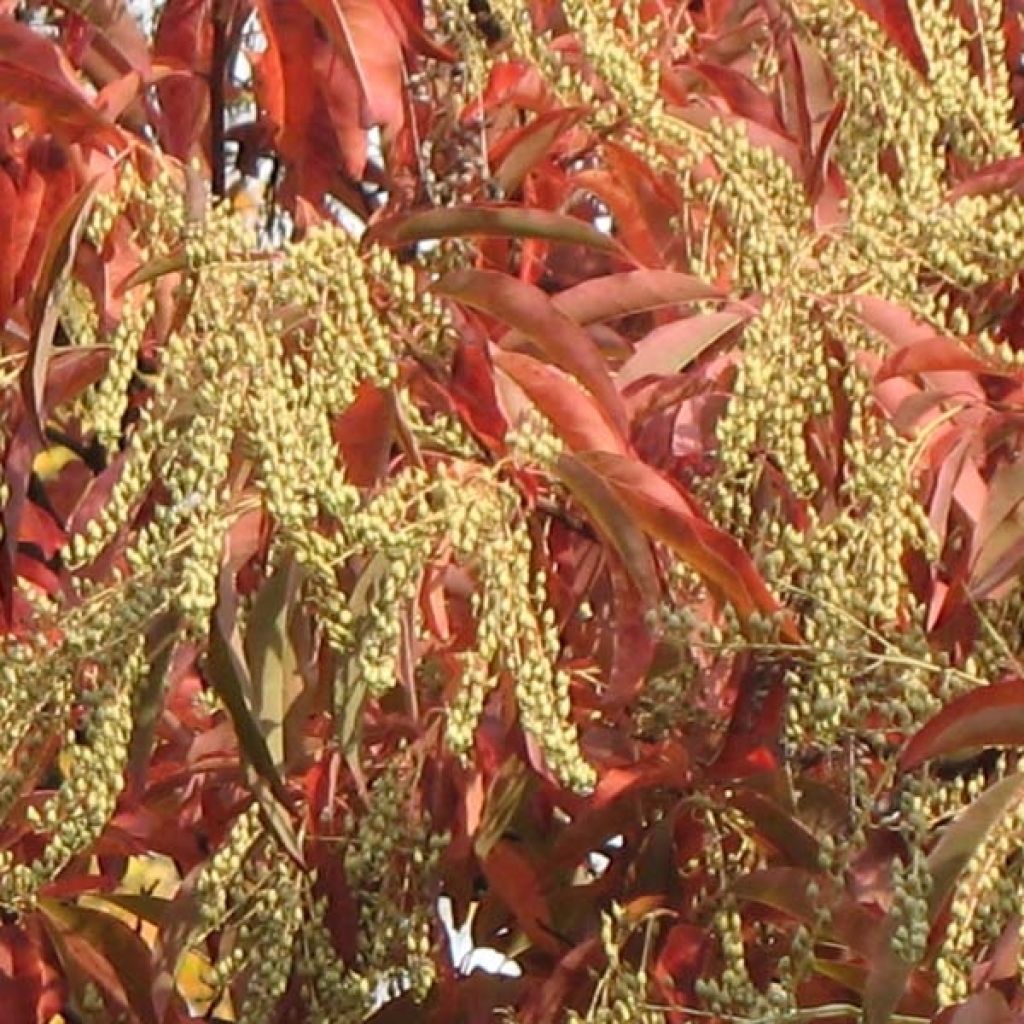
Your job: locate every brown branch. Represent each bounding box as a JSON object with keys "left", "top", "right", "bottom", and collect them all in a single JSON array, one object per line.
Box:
[{"left": 210, "top": 0, "right": 230, "bottom": 199}]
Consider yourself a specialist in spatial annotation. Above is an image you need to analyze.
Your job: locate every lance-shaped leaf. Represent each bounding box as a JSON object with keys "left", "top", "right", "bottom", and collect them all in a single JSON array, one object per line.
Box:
[
  {"left": 39, "top": 899, "right": 157, "bottom": 1024},
  {"left": 493, "top": 349, "right": 626, "bottom": 455},
  {"left": 492, "top": 108, "right": 585, "bottom": 195},
  {"left": 557, "top": 453, "right": 659, "bottom": 606},
  {"left": 900, "top": 681, "right": 1024, "bottom": 771},
  {"left": 849, "top": 0, "right": 928, "bottom": 77},
  {"left": 970, "top": 458, "right": 1024, "bottom": 597},
  {"left": 337, "top": 553, "right": 391, "bottom": 757},
  {"left": 728, "top": 788, "right": 821, "bottom": 870},
  {"left": 436, "top": 269, "right": 627, "bottom": 434},
  {"left": 618, "top": 311, "right": 746, "bottom": 386},
  {"left": 552, "top": 270, "right": 725, "bottom": 326},
  {"left": 946, "top": 155, "right": 1024, "bottom": 201},
  {"left": 296, "top": 0, "right": 405, "bottom": 130},
  {"left": 23, "top": 171, "right": 112, "bottom": 444},
  {"left": 865, "top": 772, "right": 1024, "bottom": 1024},
  {"left": 875, "top": 336, "right": 1002, "bottom": 380},
  {"left": 368, "top": 205, "right": 623, "bottom": 255},
  {"left": 0, "top": 21, "right": 123, "bottom": 142},
  {"left": 207, "top": 546, "right": 303, "bottom": 864},
  {"left": 576, "top": 451, "right": 795, "bottom": 634},
  {"left": 244, "top": 553, "right": 302, "bottom": 772},
  {"left": 733, "top": 868, "right": 880, "bottom": 956}
]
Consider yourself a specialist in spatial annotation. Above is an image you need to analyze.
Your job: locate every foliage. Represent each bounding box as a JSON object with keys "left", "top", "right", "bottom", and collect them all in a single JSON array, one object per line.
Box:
[{"left": 4, "top": 0, "right": 1024, "bottom": 1022}]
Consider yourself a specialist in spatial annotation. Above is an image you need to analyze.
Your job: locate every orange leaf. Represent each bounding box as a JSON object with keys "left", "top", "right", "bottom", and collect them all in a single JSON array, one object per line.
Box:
[
  {"left": 294, "top": 0, "right": 404, "bottom": 130},
  {"left": 552, "top": 269, "right": 725, "bottom": 326},
  {"left": 618, "top": 311, "right": 746, "bottom": 387},
  {"left": 493, "top": 349, "right": 626, "bottom": 455},
  {"left": 435, "top": 269, "right": 627, "bottom": 435},
  {"left": 576, "top": 451, "right": 795, "bottom": 634},
  {"left": 557, "top": 453, "right": 659, "bottom": 606}
]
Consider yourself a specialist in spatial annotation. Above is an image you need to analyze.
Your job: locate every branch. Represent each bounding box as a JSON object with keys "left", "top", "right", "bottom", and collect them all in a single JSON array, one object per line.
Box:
[{"left": 210, "top": 0, "right": 230, "bottom": 199}]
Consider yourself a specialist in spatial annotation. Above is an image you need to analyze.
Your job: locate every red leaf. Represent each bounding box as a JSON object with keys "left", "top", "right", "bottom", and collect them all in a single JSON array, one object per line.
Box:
[
  {"left": 948, "top": 991, "right": 1012, "bottom": 1024},
  {"left": 494, "top": 349, "right": 626, "bottom": 455},
  {"left": 692, "top": 62, "right": 781, "bottom": 130},
  {"left": 900, "top": 680, "right": 1024, "bottom": 771},
  {"left": 24, "top": 171, "right": 111, "bottom": 445},
  {"left": 1, "top": 419, "right": 38, "bottom": 624},
  {"left": 332, "top": 381, "right": 394, "bottom": 487},
  {"left": 435, "top": 269, "right": 627, "bottom": 435},
  {"left": 39, "top": 899, "right": 157, "bottom": 1024},
  {"left": 153, "top": 0, "right": 211, "bottom": 159},
  {"left": 480, "top": 840, "right": 561, "bottom": 956},
  {"left": 295, "top": 0, "right": 405, "bottom": 132},
  {"left": 491, "top": 107, "right": 585, "bottom": 196},
  {"left": 0, "top": 921, "right": 62, "bottom": 1021},
  {"left": 947, "top": 155, "right": 1024, "bottom": 201},
  {"left": 0, "top": 21, "right": 122, "bottom": 143},
  {"left": 262, "top": 0, "right": 368, "bottom": 188},
  {"left": 733, "top": 868, "right": 881, "bottom": 957},
  {"left": 44, "top": 347, "right": 111, "bottom": 409},
  {"left": 556, "top": 453, "right": 659, "bottom": 606},
  {"left": 576, "top": 451, "right": 795, "bottom": 633},
  {"left": 876, "top": 336, "right": 1001, "bottom": 380},
  {"left": 849, "top": 0, "right": 929, "bottom": 77},
  {"left": 450, "top": 340, "right": 507, "bottom": 448},
  {"left": 19, "top": 501, "right": 65, "bottom": 558},
  {"left": 552, "top": 270, "right": 725, "bottom": 325},
  {"left": 728, "top": 787, "right": 821, "bottom": 869},
  {"left": 618, "top": 311, "right": 746, "bottom": 387},
  {"left": 971, "top": 458, "right": 1024, "bottom": 597},
  {"left": 807, "top": 97, "right": 847, "bottom": 206},
  {"left": 0, "top": 162, "right": 45, "bottom": 326},
  {"left": 591, "top": 747, "right": 689, "bottom": 809}
]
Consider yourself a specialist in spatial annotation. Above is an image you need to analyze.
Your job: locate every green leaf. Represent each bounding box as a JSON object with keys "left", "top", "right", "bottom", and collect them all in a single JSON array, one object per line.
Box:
[
  {"left": 337, "top": 553, "right": 391, "bottom": 757},
  {"left": 244, "top": 552, "right": 302, "bottom": 771},
  {"left": 864, "top": 772, "right": 1024, "bottom": 1024},
  {"left": 126, "top": 610, "right": 182, "bottom": 793},
  {"left": 208, "top": 545, "right": 304, "bottom": 865}
]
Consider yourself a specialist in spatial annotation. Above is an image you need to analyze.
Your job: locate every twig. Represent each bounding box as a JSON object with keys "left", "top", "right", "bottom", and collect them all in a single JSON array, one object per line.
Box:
[{"left": 210, "top": 0, "right": 230, "bottom": 200}]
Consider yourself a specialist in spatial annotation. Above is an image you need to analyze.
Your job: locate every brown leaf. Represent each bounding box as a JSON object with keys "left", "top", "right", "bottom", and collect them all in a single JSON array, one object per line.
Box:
[{"left": 368, "top": 204, "right": 625, "bottom": 255}]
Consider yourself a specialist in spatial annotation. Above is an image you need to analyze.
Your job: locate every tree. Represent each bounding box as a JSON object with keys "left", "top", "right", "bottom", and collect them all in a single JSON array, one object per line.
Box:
[{"left": 2, "top": 0, "right": 1024, "bottom": 1021}]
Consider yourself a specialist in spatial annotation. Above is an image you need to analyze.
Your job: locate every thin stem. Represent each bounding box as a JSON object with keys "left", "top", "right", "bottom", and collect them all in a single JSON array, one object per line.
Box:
[{"left": 210, "top": 0, "right": 230, "bottom": 200}]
